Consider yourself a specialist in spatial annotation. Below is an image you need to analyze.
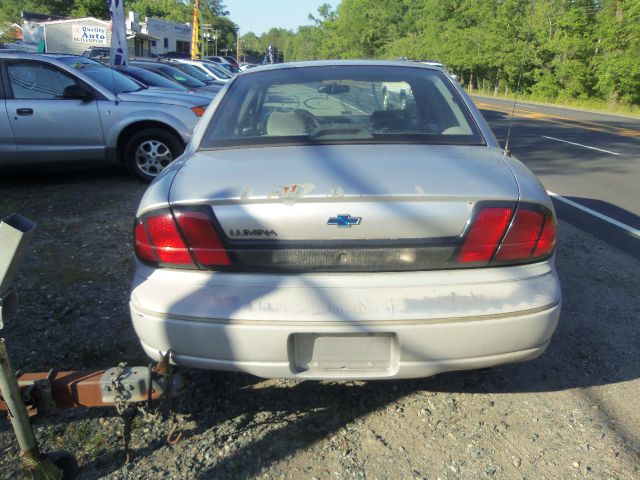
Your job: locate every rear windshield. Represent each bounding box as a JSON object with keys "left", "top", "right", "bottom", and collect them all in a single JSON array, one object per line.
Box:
[
  {"left": 201, "top": 62, "right": 232, "bottom": 79},
  {"left": 174, "top": 63, "right": 215, "bottom": 82},
  {"left": 155, "top": 65, "right": 206, "bottom": 88},
  {"left": 126, "top": 67, "right": 188, "bottom": 91},
  {"left": 59, "top": 57, "right": 143, "bottom": 94},
  {"left": 200, "top": 65, "right": 484, "bottom": 149}
]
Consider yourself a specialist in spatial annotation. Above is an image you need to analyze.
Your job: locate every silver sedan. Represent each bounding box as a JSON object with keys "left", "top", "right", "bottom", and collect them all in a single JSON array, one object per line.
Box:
[{"left": 130, "top": 61, "right": 561, "bottom": 380}]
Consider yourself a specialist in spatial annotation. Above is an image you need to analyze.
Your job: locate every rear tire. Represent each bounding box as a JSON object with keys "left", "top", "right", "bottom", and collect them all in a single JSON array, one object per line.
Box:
[{"left": 124, "top": 128, "right": 184, "bottom": 183}]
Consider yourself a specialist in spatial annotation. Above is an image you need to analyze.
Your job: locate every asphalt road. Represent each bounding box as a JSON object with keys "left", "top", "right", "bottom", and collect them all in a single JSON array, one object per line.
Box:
[{"left": 472, "top": 95, "right": 640, "bottom": 257}]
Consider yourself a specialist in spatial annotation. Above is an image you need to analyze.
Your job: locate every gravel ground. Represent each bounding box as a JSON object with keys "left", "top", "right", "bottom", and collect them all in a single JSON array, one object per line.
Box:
[{"left": 1, "top": 166, "right": 639, "bottom": 479}]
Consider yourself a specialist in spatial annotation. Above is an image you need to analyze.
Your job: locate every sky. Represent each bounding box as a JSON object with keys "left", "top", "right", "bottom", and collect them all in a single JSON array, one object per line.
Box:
[{"left": 224, "top": 0, "right": 342, "bottom": 35}]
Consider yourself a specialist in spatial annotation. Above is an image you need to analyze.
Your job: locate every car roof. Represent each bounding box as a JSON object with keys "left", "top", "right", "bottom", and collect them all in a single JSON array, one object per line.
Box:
[
  {"left": 0, "top": 52, "right": 83, "bottom": 60},
  {"left": 240, "top": 59, "right": 447, "bottom": 76},
  {"left": 132, "top": 61, "right": 184, "bottom": 73},
  {"left": 135, "top": 60, "right": 182, "bottom": 68},
  {"left": 131, "top": 60, "right": 162, "bottom": 67}
]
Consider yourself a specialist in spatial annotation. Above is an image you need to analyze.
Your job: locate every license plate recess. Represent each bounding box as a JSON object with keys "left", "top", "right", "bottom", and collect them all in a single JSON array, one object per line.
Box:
[{"left": 290, "top": 333, "right": 396, "bottom": 373}]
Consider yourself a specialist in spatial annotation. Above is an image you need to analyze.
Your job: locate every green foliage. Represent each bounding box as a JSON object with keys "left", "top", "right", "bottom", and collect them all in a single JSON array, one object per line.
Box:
[
  {"left": 0, "top": 21, "right": 18, "bottom": 43},
  {"left": 594, "top": 0, "right": 640, "bottom": 105},
  {"left": 240, "top": 27, "right": 294, "bottom": 62},
  {"left": 72, "top": 0, "right": 110, "bottom": 19},
  {"left": 3, "top": 0, "right": 636, "bottom": 106},
  {"left": 279, "top": 0, "right": 640, "bottom": 107},
  {"left": 127, "top": 0, "right": 191, "bottom": 23},
  {"left": 0, "top": 0, "right": 74, "bottom": 23}
]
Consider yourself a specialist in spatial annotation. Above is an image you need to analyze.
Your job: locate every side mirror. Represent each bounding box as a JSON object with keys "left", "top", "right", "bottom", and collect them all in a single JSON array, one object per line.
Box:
[
  {"left": 63, "top": 84, "right": 93, "bottom": 102},
  {"left": 450, "top": 74, "right": 459, "bottom": 83}
]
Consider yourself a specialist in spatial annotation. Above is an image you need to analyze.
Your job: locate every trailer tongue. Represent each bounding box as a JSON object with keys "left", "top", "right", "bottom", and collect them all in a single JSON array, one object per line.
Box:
[{"left": 0, "top": 214, "right": 182, "bottom": 478}]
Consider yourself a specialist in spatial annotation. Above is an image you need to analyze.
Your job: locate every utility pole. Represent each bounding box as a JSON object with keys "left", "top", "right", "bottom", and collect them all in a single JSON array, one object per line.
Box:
[
  {"left": 236, "top": 27, "right": 240, "bottom": 62},
  {"left": 213, "top": 28, "right": 220, "bottom": 56},
  {"left": 202, "top": 24, "right": 211, "bottom": 57}
]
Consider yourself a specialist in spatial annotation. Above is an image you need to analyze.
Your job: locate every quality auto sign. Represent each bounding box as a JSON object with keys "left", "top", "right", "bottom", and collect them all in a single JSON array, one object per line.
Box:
[{"left": 72, "top": 25, "right": 107, "bottom": 45}]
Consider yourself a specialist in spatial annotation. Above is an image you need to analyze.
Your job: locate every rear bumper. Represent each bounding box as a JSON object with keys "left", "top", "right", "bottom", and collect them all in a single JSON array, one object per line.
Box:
[{"left": 130, "top": 261, "right": 561, "bottom": 380}]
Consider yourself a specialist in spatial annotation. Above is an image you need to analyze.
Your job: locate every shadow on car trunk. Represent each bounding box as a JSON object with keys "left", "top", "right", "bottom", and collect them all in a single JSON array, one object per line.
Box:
[{"left": 3, "top": 142, "right": 637, "bottom": 478}]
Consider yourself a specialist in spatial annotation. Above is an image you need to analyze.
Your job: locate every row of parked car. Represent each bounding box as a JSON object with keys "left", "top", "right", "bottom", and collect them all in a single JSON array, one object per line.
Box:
[{"left": 0, "top": 52, "right": 239, "bottom": 181}]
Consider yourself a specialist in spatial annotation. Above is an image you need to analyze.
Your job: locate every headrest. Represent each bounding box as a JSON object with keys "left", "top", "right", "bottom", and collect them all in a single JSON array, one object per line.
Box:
[{"left": 266, "top": 111, "right": 307, "bottom": 136}]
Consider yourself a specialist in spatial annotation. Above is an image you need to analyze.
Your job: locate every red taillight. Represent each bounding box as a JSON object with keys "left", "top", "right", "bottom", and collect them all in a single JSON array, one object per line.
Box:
[
  {"left": 458, "top": 205, "right": 556, "bottom": 266},
  {"left": 533, "top": 216, "right": 556, "bottom": 258},
  {"left": 145, "top": 214, "right": 193, "bottom": 265},
  {"left": 134, "top": 209, "right": 230, "bottom": 268},
  {"left": 458, "top": 207, "right": 513, "bottom": 263},
  {"left": 175, "top": 211, "right": 231, "bottom": 266},
  {"left": 494, "top": 209, "right": 544, "bottom": 261},
  {"left": 134, "top": 221, "right": 157, "bottom": 263}
]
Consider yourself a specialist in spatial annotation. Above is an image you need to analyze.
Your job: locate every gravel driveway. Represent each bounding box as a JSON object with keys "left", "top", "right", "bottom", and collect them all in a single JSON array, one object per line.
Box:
[{"left": 1, "top": 167, "right": 638, "bottom": 479}]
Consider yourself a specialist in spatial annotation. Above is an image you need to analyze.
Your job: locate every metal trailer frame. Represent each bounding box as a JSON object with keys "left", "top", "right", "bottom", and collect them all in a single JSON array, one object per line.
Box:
[{"left": 0, "top": 213, "right": 181, "bottom": 479}]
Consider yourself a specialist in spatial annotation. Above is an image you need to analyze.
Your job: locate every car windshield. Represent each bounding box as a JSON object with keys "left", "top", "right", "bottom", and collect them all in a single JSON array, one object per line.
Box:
[
  {"left": 218, "top": 63, "right": 236, "bottom": 74},
  {"left": 174, "top": 63, "right": 215, "bottom": 82},
  {"left": 88, "top": 49, "right": 109, "bottom": 58},
  {"left": 125, "top": 67, "right": 189, "bottom": 91},
  {"left": 201, "top": 65, "right": 485, "bottom": 149},
  {"left": 153, "top": 65, "right": 206, "bottom": 88},
  {"left": 59, "top": 57, "right": 143, "bottom": 94},
  {"left": 201, "top": 62, "right": 232, "bottom": 79}
]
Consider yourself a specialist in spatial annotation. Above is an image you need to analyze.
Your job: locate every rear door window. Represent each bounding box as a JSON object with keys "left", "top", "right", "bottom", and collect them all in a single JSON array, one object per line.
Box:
[{"left": 7, "top": 61, "right": 78, "bottom": 100}]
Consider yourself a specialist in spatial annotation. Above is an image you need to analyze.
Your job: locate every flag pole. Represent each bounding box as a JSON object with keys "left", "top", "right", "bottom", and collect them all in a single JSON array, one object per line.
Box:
[{"left": 108, "top": 0, "right": 128, "bottom": 68}]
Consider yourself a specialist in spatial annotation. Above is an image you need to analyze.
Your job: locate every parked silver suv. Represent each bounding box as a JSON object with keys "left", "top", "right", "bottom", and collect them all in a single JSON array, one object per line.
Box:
[{"left": 0, "top": 53, "right": 211, "bottom": 181}]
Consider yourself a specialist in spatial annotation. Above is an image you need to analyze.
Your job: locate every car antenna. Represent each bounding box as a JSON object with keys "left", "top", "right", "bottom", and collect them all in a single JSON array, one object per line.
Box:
[
  {"left": 111, "top": 68, "right": 120, "bottom": 106},
  {"left": 503, "top": 32, "right": 531, "bottom": 157}
]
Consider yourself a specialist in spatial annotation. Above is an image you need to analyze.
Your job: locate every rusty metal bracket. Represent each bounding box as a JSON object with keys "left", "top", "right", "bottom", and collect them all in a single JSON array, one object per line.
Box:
[
  {"left": 153, "top": 350, "right": 172, "bottom": 376},
  {"left": 1, "top": 367, "right": 182, "bottom": 416},
  {"left": 102, "top": 365, "right": 164, "bottom": 406},
  {"left": 33, "top": 369, "right": 58, "bottom": 416}
]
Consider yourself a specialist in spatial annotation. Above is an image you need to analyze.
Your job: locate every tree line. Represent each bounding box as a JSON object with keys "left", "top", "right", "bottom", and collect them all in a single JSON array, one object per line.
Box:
[{"left": 243, "top": 0, "right": 640, "bottom": 107}]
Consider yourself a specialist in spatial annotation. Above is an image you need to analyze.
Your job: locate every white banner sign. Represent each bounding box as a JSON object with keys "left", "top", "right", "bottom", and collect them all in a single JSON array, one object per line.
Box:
[
  {"left": 108, "top": 0, "right": 128, "bottom": 68},
  {"left": 72, "top": 25, "right": 107, "bottom": 45}
]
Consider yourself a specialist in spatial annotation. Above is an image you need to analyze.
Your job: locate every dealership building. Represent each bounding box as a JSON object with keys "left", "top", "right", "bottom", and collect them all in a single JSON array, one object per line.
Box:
[
  {"left": 20, "top": 11, "right": 162, "bottom": 57},
  {"left": 140, "top": 17, "right": 193, "bottom": 56}
]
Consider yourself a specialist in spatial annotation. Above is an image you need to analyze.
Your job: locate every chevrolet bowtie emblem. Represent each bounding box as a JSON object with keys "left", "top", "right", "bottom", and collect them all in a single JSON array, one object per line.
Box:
[{"left": 327, "top": 214, "right": 362, "bottom": 227}]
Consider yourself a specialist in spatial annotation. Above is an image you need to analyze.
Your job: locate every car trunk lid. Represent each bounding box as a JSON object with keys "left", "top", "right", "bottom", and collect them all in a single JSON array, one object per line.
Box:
[
  {"left": 169, "top": 144, "right": 518, "bottom": 244},
  {"left": 158, "top": 144, "right": 524, "bottom": 272}
]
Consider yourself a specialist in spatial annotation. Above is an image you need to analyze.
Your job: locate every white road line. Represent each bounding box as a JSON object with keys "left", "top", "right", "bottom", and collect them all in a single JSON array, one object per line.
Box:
[
  {"left": 547, "top": 191, "right": 640, "bottom": 238},
  {"left": 542, "top": 135, "right": 621, "bottom": 155}
]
